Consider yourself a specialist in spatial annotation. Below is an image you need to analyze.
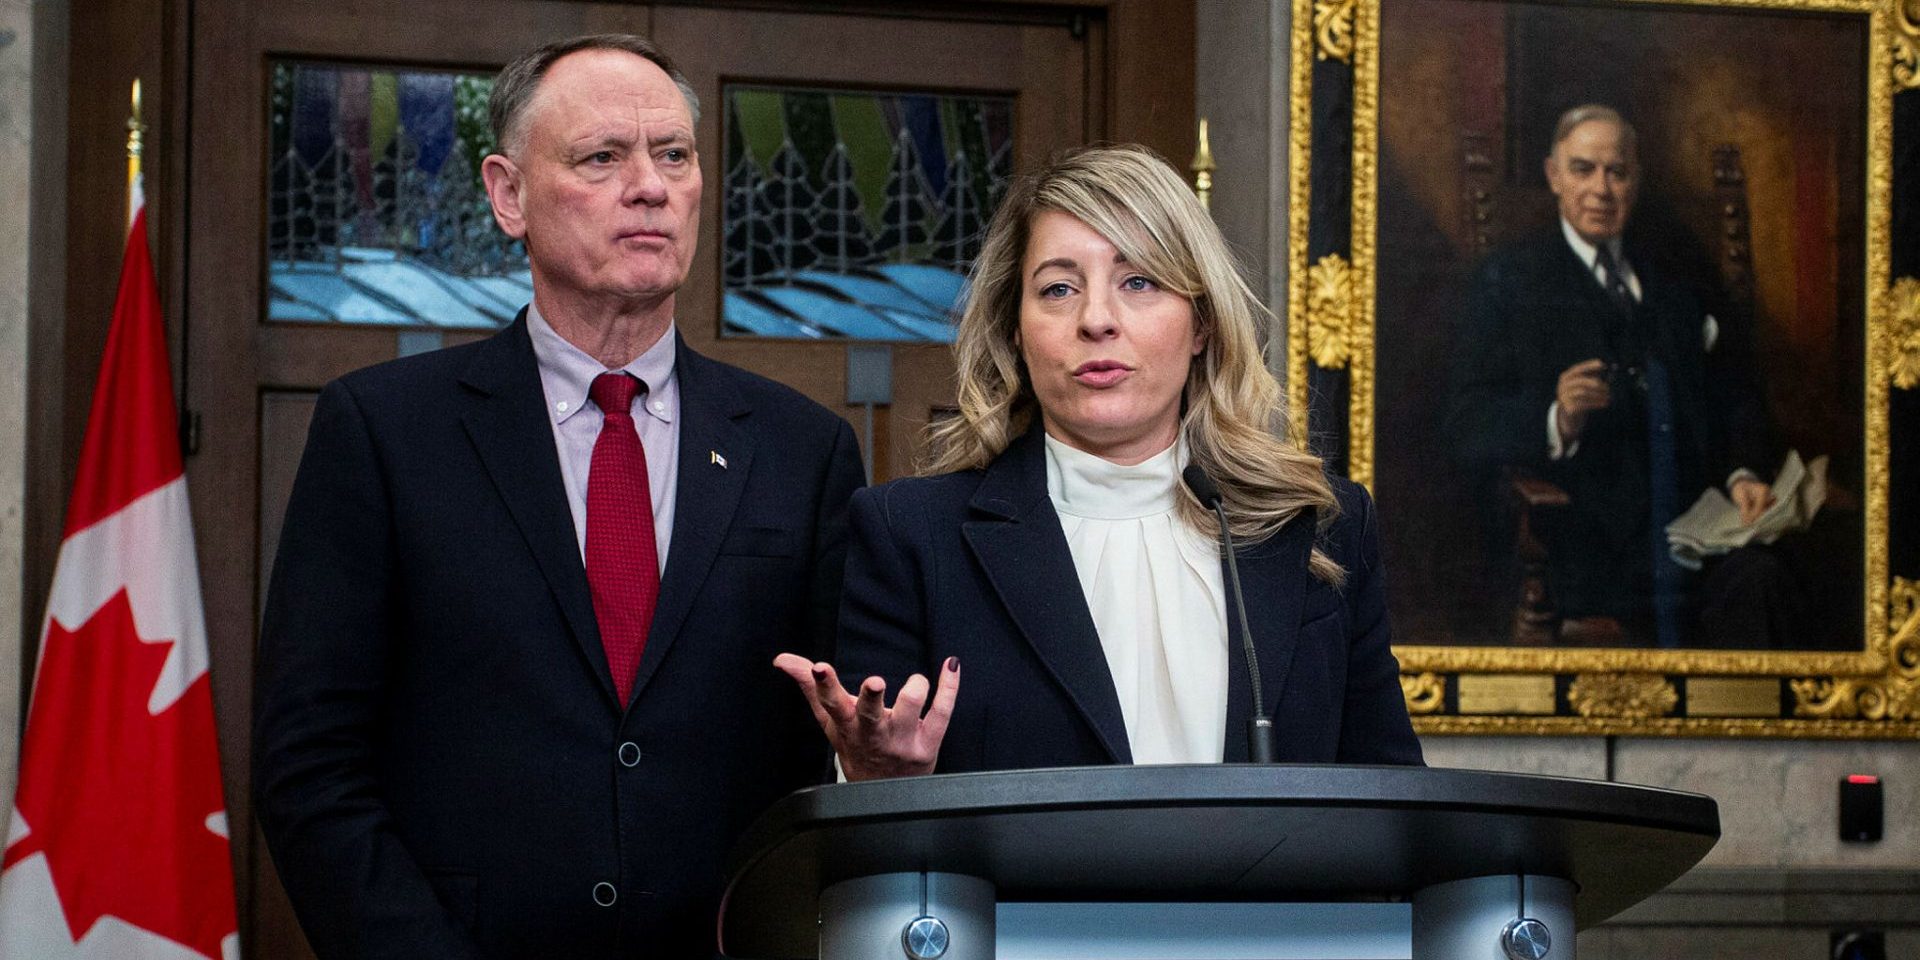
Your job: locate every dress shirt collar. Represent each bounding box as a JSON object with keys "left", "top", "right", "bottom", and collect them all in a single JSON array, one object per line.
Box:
[
  {"left": 1043, "top": 432, "right": 1184, "bottom": 521},
  {"left": 1560, "top": 217, "right": 1627, "bottom": 275},
  {"left": 526, "top": 300, "right": 678, "bottom": 427}
]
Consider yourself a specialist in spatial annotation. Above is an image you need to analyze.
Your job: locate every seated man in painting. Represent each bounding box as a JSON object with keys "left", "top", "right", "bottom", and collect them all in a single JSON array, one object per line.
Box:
[{"left": 1445, "top": 103, "right": 1798, "bottom": 648}]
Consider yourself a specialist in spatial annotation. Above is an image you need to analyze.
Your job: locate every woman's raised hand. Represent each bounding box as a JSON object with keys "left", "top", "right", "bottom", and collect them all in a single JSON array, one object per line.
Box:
[{"left": 771, "top": 654, "right": 960, "bottom": 781}]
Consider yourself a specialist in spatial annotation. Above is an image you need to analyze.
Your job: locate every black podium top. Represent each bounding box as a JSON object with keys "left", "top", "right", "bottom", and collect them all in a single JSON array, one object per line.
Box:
[{"left": 719, "top": 765, "right": 1718, "bottom": 957}]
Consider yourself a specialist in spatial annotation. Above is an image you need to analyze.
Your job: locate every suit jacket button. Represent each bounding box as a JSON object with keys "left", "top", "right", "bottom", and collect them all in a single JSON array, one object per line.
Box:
[
  {"left": 618, "top": 742, "right": 642, "bottom": 767},
  {"left": 593, "top": 882, "right": 618, "bottom": 907}
]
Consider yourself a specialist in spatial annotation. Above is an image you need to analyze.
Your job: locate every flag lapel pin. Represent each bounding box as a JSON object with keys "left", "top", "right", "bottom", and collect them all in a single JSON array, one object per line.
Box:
[{"left": 711, "top": 450, "right": 728, "bottom": 469}]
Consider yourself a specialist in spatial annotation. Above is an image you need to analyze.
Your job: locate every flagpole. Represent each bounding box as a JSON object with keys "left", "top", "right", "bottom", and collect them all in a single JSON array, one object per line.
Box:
[
  {"left": 126, "top": 78, "right": 144, "bottom": 228},
  {"left": 1189, "top": 117, "right": 1215, "bottom": 213}
]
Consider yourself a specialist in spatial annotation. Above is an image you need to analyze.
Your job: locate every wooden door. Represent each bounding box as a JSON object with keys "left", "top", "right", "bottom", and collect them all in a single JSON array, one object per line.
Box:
[{"left": 184, "top": 2, "right": 1100, "bottom": 955}]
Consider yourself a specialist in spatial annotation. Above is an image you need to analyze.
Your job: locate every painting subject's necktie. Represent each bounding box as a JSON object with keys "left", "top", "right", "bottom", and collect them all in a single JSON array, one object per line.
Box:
[
  {"left": 585, "top": 372, "right": 659, "bottom": 705},
  {"left": 1593, "top": 243, "right": 1637, "bottom": 320}
]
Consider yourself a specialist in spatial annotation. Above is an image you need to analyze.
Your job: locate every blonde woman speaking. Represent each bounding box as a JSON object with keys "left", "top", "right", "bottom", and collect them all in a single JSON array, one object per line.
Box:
[{"left": 778, "top": 145, "right": 1421, "bottom": 779}]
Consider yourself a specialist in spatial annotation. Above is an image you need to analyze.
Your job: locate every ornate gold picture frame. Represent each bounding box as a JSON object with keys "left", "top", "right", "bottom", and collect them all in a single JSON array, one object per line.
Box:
[{"left": 1286, "top": 0, "right": 1920, "bottom": 735}]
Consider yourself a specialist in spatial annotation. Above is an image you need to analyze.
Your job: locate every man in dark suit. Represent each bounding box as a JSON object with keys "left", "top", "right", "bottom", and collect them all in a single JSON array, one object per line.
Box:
[
  {"left": 254, "top": 35, "right": 863, "bottom": 959},
  {"left": 1446, "top": 104, "right": 1785, "bottom": 647}
]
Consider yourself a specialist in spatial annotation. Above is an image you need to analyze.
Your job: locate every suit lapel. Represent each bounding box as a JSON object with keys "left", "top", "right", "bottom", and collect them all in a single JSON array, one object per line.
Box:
[
  {"left": 459, "top": 314, "right": 618, "bottom": 708},
  {"left": 962, "top": 426, "right": 1132, "bottom": 764},
  {"left": 1221, "top": 507, "right": 1317, "bottom": 762},
  {"left": 627, "top": 337, "right": 753, "bottom": 703}
]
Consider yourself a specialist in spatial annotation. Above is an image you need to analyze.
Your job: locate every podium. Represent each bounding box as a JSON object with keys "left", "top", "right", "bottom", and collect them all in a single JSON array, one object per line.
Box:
[{"left": 718, "top": 765, "right": 1718, "bottom": 960}]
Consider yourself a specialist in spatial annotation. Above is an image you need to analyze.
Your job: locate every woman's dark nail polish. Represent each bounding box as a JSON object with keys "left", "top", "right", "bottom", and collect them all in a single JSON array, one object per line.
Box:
[{"left": 946, "top": 656, "right": 959, "bottom": 672}]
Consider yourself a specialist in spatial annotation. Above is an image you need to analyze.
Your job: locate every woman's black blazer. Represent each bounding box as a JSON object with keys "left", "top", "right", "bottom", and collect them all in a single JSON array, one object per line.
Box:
[{"left": 837, "top": 425, "right": 1425, "bottom": 770}]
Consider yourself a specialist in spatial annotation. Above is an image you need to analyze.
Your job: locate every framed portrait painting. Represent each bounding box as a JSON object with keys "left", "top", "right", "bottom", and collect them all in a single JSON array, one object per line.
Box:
[{"left": 1286, "top": 0, "right": 1920, "bottom": 734}]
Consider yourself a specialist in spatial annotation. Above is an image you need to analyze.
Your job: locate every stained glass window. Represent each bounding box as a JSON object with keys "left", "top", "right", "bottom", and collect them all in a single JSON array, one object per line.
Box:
[
  {"left": 721, "top": 85, "right": 1014, "bottom": 342},
  {"left": 268, "top": 69, "right": 1016, "bottom": 337},
  {"left": 267, "top": 60, "right": 526, "bottom": 328}
]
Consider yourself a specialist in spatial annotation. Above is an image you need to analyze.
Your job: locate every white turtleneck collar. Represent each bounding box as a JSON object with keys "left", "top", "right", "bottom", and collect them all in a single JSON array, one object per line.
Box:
[{"left": 1043, "top": 433, "right": 1183, "bottom": 522}]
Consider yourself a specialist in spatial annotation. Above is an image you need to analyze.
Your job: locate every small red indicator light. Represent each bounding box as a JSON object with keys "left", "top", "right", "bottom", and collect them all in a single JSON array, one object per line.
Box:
[{"left": 1846, "top": 775, "right": 1880, "bottom": 785}]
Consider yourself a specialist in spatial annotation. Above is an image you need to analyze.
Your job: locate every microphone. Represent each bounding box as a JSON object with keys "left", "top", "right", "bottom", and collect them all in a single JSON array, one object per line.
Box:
[{"left": 1182, "top": 464, "right": 1277, "bottom": 764}]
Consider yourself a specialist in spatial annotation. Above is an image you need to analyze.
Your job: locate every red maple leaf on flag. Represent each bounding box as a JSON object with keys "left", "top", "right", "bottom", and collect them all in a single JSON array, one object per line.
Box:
[{"left": 3, "top": 590, "right": 235, "bottom": 959}]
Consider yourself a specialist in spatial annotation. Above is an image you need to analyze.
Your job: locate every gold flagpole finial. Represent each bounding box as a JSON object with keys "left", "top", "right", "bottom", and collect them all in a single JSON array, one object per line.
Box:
[
  {"left": 126, "top": 79, "right": 146, "bottom": 225},
  {"left": 1190, "top": 117, "right": 1215, "bottom": 212}
]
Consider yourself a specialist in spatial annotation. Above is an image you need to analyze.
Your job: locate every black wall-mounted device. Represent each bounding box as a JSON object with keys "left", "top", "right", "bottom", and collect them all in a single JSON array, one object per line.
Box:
[{"left": 1838, "top": 775, "right": 1883, "bottom": 843}]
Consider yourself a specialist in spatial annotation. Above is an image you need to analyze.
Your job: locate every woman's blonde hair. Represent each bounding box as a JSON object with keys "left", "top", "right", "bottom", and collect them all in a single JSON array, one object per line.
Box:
[{"left": 924, "top": 144, "right": 1343, "bottom": 582}]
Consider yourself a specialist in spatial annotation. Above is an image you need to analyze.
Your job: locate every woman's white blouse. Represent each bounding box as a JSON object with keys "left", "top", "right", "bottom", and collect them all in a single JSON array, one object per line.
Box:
[{"left": 1043, "top": 434, "right": 1229, "bottom": 764}]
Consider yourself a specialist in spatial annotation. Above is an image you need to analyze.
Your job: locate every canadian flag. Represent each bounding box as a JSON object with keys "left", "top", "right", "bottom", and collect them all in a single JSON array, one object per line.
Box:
[{"left": 0, "top": 203, "right": 240, "bottom": 959}]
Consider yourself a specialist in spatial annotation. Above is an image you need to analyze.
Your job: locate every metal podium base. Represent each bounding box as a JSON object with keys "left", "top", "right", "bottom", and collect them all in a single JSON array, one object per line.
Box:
[
  {"left": 814, "top": 870, "right": 1577, "bottom": 959},
  {"left": 820, "top": 873, "right": 996, "bottom": 960},
  {"left": 818, "top": 871, "right": 1417, "bottom": 959},
  {"left": 1412, "top": 874, "right": 1576, "bottom": 960}
]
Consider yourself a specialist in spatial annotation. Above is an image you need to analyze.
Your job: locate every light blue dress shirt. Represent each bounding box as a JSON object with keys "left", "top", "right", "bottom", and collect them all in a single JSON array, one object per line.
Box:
[{"left": 526, "top": 302, "right": 680, "bottom": 570}]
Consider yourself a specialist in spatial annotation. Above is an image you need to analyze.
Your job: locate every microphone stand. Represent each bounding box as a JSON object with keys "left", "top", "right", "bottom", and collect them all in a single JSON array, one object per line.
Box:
[{"left": 1183, "top": 466, "right": 1277, "bottom": 763}]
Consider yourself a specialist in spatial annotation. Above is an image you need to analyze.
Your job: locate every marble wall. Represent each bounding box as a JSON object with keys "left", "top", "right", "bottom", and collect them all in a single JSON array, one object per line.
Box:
[
  {"left": 1618, "top": 738, "right": 1919, "bottom": 871},
  {"left": 1420, "top": 699, "right": 1920, "bottom": 956},
  {"left": 1424, "top": 736, "right": 1920, "bottom": 870},
  {"left": 0, "top": 0, "right": 65, "bottom": 815},
  {"left": 0, "top": 0, "right": 35, "bottom": 816},
  {"left": 1194, "top": 0, "right": 1290, "bottom": 373}
]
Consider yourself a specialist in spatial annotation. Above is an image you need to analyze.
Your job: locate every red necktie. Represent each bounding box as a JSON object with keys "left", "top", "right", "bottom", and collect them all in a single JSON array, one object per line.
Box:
[{"left": 586, "top": 372, "right": 659, "bottom": 705}]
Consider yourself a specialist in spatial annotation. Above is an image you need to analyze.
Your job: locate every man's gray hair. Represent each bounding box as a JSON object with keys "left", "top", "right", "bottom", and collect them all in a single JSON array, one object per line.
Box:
[
  {"left": 1550, "top": 103, "right": 1638, "bottom": 156},
  {"left": 488, "top": 34, "right": 702, "bottom": 157}
]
